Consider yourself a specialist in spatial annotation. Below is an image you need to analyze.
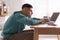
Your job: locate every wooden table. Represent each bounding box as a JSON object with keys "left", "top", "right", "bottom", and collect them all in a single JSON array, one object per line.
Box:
[{"left": 31, "top": 24, "right": 60, "bottom": 40}]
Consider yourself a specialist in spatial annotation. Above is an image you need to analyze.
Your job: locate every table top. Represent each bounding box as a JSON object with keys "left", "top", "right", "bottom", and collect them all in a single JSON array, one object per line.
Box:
[
  {"left": 31, "top": 24, "right": 60, "bottom": 34},
  {"left": 31, "top": 24, "right": 60, "bottom": 28}
]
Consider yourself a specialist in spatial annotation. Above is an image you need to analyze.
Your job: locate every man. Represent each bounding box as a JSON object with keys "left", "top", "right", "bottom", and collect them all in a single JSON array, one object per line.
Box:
[{"left": 2, "top": 4, "right": 46, "bottom": 40}]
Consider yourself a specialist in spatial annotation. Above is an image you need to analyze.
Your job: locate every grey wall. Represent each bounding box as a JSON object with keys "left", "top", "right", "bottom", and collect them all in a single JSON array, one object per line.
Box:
[
  {"left": 0, "top": 0, "right": 25, "bottom": 29},
  {"left": 4, "top": 0, "right": 24, "bottom": 14}
]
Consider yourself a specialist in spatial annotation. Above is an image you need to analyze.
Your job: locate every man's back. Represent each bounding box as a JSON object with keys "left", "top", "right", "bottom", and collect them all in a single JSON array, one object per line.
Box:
[{"left": 2, "top": 11, "right": 25, "bottom": 38}]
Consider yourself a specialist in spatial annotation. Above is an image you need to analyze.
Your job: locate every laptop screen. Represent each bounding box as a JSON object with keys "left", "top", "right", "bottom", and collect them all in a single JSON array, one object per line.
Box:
[{"left": 50, "top": 12, "right": 60, "bottom": 22}]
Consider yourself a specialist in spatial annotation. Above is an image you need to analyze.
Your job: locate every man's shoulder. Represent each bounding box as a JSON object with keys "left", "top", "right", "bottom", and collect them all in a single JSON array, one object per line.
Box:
[
  {"left": 13, "top": 11, "right": 22, "bottom": 15},
  {"left": 14, "top": 11, "right": 22, "bottom": 14},
  {"left": 13, "top": 11, "right": 24, "bottom": 17}
]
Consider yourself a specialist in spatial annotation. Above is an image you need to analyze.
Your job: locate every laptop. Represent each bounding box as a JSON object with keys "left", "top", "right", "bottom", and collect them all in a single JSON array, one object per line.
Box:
[{"left": 47, "top": 12, "right": 60, "bottom": 26}]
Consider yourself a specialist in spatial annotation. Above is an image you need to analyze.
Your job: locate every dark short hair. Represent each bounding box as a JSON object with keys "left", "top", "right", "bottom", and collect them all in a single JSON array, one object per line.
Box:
[{"left": 22, "top": 4, "right": 33, "bottom": 9}]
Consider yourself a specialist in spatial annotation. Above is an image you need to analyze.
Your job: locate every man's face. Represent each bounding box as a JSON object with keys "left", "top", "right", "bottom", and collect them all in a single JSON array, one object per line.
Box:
[{"left": 22, "top": 7, "right": 33, "bottom": 17}]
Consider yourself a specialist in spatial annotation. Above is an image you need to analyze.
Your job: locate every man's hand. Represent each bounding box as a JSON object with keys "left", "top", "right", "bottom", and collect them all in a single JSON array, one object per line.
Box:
[
  {"left": 39, "top": 19, "right": 49, "bottom": 23},
  {"left": 40, "top": 19, "right": 46, "bottom": 23}
]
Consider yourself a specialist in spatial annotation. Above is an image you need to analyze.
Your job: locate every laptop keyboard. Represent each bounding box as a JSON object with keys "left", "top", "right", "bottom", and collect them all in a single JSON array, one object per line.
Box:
[{"left": 48, "top": 23, "right": 57, "bottom": 26}]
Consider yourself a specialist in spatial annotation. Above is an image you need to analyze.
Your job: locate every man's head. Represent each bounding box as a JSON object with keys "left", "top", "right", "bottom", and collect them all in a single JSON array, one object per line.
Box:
[{"left": 22, "top": 4, "right": 33, "bottom": 17}]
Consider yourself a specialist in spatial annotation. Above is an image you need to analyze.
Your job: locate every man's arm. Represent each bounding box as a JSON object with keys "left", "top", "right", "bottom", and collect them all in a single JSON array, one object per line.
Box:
[
  {"left": 14, "top": 13, "right": 41, "bottom": 25},
  {"left": 32, "top": 18, "right": 40, "bottom": 20}
]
